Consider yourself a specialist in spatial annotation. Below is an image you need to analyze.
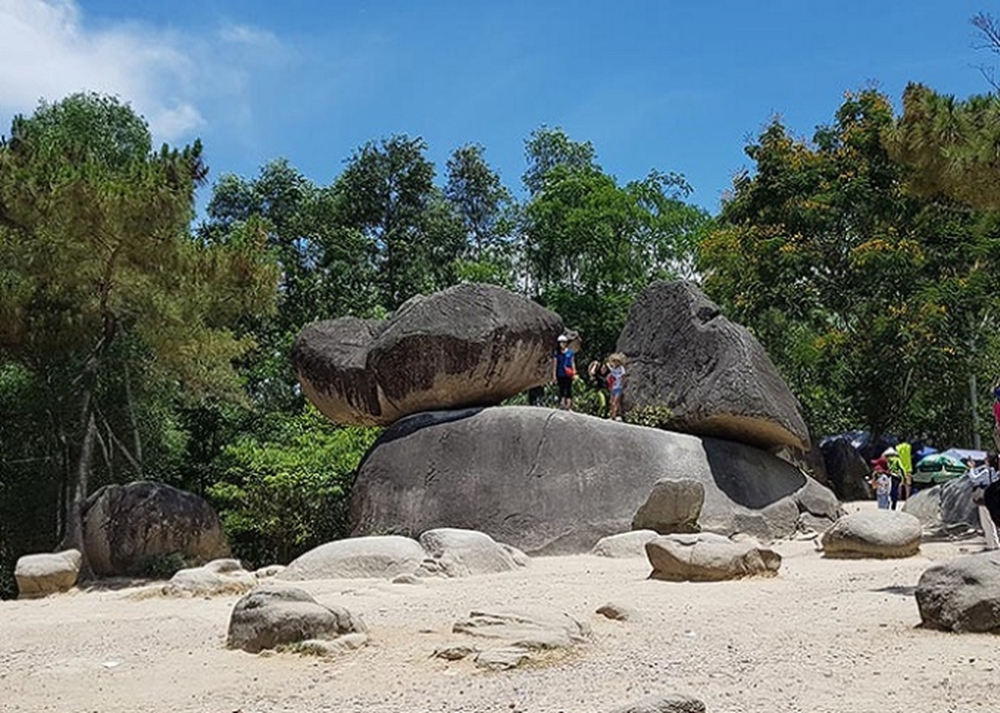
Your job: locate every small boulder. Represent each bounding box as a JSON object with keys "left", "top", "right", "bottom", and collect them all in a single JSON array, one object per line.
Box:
[
  {"left": 474, "top": 647, "right": 532, "bottom": 670},
  {"left": 607, "top": 694, "right": 707, "bottom": 713},
  {"left": 418, "top": 528, "right": 520, "bottom": 577},
  {"left": 226, "top": 586, "right": 366, "bottom": 653},
  {"left": 645, "top": 533, "right": 781, "bottom": 582},
  {"left": 15, "top": 549, "right": 82, "bottom": 599},
  {"left": 279, "top": 535, "right": 426, "bottom": 581},
  {"left": 163, "top": 559, "right": 257, "bottom": 597},
  {"left": 591, "top": 531, "right": 659, "bottom": 558},
  {"left": 916, "top": 552, "right": 1000, "bottom": 632},
  {"left": 632, "top": 479, "right": 704, "bottom": 534},
  {"left": 821, "top": 510, "right": 921, "bottom": 558}
]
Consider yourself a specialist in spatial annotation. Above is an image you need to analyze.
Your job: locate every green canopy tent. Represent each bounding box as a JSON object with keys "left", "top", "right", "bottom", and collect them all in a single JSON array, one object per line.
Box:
[{"left": 912, "top": 453, "right": 967, "bottom": 486}]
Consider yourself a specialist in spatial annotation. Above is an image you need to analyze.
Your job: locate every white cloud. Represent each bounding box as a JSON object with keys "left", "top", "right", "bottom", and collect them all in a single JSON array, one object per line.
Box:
[{"left": 0, "top": 1, "right": 285, "bottom": 143}]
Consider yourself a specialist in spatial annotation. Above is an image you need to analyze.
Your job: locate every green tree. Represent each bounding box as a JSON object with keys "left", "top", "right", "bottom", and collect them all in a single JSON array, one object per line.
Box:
[
  {"left": 333, "top": 135, "right": 464, "bottom": 309},
  {"left": 0, "top": 93, "right": 278, "bottom": 575},
  {"left": 700, "top": 89, "right": 1000, "bottom": 445},
  {"left": 522, "top": 126, "right": 597, "bottom": 196}
]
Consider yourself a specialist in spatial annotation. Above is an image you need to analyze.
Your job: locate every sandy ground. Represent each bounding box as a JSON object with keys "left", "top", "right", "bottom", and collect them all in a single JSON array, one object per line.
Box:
[{"left": 3, "top": 504, "right": 999, "bottom": 713}]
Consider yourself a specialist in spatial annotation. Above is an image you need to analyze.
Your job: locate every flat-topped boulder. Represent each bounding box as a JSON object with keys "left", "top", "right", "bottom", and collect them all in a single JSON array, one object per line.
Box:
[
  {"left": 821, "top": 510, "right": 922, "bottom": 558},
  {"left": 351, "top": 407, "right": 842, "bottom": 554},
  {"left": 293, "top": 283, "right": 562, "bottom": 426},
  {"left": 645, "top": 533, "right": 781, "bottom": 582},
  {"left": 616, "top": 281, "right": 810, "bottom": 452},
  {"left": 163, "top": 559, "right": 257, "bottom": 597},
  {"left": 15, "top": 550, "right": 82, "bottom": 598}
]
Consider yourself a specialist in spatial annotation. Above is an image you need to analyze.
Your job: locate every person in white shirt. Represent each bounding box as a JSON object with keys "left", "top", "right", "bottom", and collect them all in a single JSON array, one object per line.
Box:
[{"left": 968, "top": 453, "right": 1000, "bottom": 551}]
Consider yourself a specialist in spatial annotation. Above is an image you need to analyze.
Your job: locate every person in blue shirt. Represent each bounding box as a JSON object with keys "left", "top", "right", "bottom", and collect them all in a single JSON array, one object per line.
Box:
[{"left": 552, "top": 334, "right": 576, "bottom": 411}]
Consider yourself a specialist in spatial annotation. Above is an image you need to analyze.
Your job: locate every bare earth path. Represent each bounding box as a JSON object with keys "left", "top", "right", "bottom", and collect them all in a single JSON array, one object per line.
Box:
[{"left": 3, "top": 513, "right": 998, "bottom": 712}]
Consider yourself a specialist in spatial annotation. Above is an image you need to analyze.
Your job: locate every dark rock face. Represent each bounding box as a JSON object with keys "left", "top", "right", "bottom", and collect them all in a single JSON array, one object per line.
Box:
[
  {"left": 350, "top": 406, "right": 841, "bottom": 554},
  {"left": 82, "top": 482, "right": 229, "bottom": 577},
  {"left": 819, "top": 438, "right": 873, "bottom": 501},
  {"left": 904, "top": 476, "right": 979, "bottom": 532},
  {"left": 616, "top": 281, "right": 810, "bottom": 452},
  {"left": 293, "top": 283, "right": 563, "bottom": 426},
  {"left": 916, "top": 552, "right": 1000, "bottom": 632}
]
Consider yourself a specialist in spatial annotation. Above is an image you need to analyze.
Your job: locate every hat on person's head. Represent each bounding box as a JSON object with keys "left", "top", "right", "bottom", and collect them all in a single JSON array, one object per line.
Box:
[
  {"left": 882, "top": 447, "right": 898, "bottom": 457},
  {"left": 557, "top": 334, "right": 569, "bottom": 343}
]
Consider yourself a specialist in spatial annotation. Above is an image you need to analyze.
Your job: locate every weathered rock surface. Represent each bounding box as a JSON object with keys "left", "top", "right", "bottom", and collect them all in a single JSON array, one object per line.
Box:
[
  {"left": 82, "top": 482, "right": 229, "bottom": 577},
  {"left": 645, "top": 533, "right": 781, "bottom": 582},
  {"left": 616, "top": 280, "right": 810, "bottom": 451},
  {"left": 453, "top": 609, "right": 591, "bottom": 649},
  {"left": 632, "top": 479, "right": 704, "bottom": 534},
  {"left": 351, "top": 407, "right": 842, "bottom": 554},
  {"left": 819, "top": 437, "right": 873, "bottom": 502},
  {"left": 15, "top": 549, "right": 82, "bottom": 598},
  {"left": 279, "top": 536, "right": 426, "bottom": 581},
  {"left": 607, "top": 695, "right": 707, "bottom": 713},
  {"left": 293, "top": 283, "right": 563, "bottom": 427},
  {"left": 904, "top": 476, "right": 979, "bottom": 532},
  {"left": 163, "top": 559, "right": 257, "bottom": 597},
  {"left": 821, "top": 510, "right": 922, "bottom": 558},
  {"left": 418, "top": 528, "right": 521, "bottom": 577},
  {"left": 916, "top": 552, "right": 1000, "bottom": 632},
  {"left": 591, "top": 530, "right": 659, "bottom": 558},
  {"left": 226, "top": 587, "right": 366, "bottom": 653}
]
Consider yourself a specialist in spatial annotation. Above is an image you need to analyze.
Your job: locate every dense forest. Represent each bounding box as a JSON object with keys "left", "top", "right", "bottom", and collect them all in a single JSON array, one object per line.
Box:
[{"left": 3, "top": 66, "right": 1000, "bottom": 596}]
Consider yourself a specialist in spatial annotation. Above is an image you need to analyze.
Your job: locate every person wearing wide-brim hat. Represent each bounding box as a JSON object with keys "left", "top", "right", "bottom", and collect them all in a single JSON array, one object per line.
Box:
[{"left": 552, "top": 334, "right": 576, "bottom": 411}]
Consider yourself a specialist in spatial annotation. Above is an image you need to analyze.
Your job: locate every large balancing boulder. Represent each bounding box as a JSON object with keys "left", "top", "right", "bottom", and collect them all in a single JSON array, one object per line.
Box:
[
  {"left": 83, "top": 482, "right": 230, "bottom": 577},
  {"left": 292, "top": 283, "right": 562, "bottom": 426},
  {"left": 916, "top": 552, "right": 1000, "bottom": 632},
  {"left": 351, "top": 406, "right": 841, "bottom": 554},
  {"left": 616, "top": 280, "right": 810, "bottom": 452}
]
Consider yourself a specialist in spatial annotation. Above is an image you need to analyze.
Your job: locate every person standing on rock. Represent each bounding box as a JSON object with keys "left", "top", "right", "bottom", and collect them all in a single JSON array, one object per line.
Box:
[
  {"left": 969, "top": 453, "right": 1000, "bottom": 551},
  {"left": 606, "top": 353, "right": 627, "bottom": 421},
  {"left": 552, "top": 334, "right": 576, "bottom": 411}
]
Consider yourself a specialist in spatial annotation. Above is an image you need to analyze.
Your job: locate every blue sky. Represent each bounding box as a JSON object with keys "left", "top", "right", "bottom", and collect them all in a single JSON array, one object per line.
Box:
[{"left": 0, "top": 0, "right": 994, "bottom": 212}]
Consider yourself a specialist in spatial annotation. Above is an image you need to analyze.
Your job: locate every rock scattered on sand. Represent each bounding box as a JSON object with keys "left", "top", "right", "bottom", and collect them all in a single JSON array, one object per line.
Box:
[
  {"left": 15, "top": 549, "right": 82, "bottom": 599},
  {"left": 279, "top": 535, "right": 426, "bottom": 581},
  {"left": 645, "top": 533, "right": 781, "bottom": 582},
  {"left": 821, "top": 510, "right": 921, "bottom": 559},
  {"left": 591, "top": 530, "right": 659, "bottom": 558},
  {"left": 163, "top": 559, "right": 257, "bottom": 597},
  {"left": 607, "top": 693, "right": 707, "bottom": 713},
  {"left": 418, "top": 528, "right": 521, "bottom": 577},
  {"left": 916, "top": 551, "right": 1000, "bottom": 632},
  {"left": 596, "top": 602, "right": 634, "bottom": 621},
  {"left": 226, "top": 586, "right": 366, "bottom": 654}
]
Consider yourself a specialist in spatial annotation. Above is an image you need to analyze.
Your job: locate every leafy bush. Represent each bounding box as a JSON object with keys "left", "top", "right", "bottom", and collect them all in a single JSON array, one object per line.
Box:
[
  {"left": 624, "top": 405, "right": 674, "bottom": 430},
  {"left": 208, "top": 406, "right": 379, "bottom": 567}
]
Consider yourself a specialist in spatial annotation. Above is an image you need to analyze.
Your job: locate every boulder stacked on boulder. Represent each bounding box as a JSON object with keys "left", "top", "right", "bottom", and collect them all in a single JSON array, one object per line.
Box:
[
  {"left": 616, "top": 281, "right": 811, "bottom": 452},
  {"left": 351, "top": 407, "right": 842, "bottom": 554},
  {"left": 292, "top": 283, "right": 563, "bottom": 426}
]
